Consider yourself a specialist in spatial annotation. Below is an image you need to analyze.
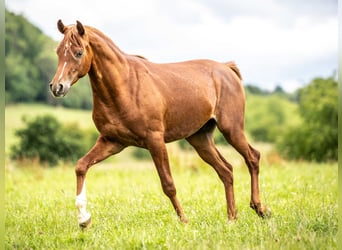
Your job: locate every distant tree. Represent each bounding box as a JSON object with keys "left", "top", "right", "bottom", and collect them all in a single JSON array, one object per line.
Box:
[
  {"left": 244, "top": 84, "right": 270, "bottom": 96},
  {"left": 277, "top": 76, "right": 337, "bottom": 162},
  {"left": 273, "top": 85, "right": 284, "bottom": 93}
]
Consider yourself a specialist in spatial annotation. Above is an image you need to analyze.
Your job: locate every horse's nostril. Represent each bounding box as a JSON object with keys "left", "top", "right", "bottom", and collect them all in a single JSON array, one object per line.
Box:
[{"left": 57, "top": 83, "right": 63, "bottom": 93}]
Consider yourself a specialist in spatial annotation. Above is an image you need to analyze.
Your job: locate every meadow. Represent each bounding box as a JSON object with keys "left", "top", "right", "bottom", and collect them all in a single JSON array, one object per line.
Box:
[
  {"left": 5, "top": 158, "right": 337, "bottom": 249},
  {"left": 5, "top": 104, "right": 338, "bottom": 249}
]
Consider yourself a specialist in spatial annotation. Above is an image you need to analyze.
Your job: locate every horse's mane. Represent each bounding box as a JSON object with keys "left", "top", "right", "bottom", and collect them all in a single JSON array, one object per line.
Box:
[
  {"left": 84, "top": 26, "right": 147, "bottom": 61},
  {"left": 69, "top": 30, "right": 83, "bottom": 47},
  {"left": 85, "top": 26, "right": 127, "bottom": 56}
]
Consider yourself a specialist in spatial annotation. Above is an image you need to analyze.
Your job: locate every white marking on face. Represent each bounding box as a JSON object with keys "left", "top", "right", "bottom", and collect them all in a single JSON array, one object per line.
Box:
[
  {"left": 64, "top": 42, "right": 73, "bottom": 57},
  {"left": 64, "top": 44, "right": 68, "bottom": 56},
  {"left": 58, "top": 62, "right": 67, "bottom": 81}
]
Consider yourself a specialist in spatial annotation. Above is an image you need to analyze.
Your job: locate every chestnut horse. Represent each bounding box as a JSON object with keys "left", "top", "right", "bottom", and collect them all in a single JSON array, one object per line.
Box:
[{"left": 50, "top": 20, "right": 270, "bottom": 228}]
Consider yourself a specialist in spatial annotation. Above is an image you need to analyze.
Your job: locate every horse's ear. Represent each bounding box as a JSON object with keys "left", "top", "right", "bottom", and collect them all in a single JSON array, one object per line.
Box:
[
  {"left": 57, "top": 19, "right": 66, "bottom": 34},
  {"left": 76, "top": 20, "right": 85, "bottom": 36}
]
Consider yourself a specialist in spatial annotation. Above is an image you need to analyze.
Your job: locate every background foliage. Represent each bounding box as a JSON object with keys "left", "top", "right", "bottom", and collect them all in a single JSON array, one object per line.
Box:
[
  {"left": 277, "top": 77, "right": 338, "bottom": 162},
  {"left": 5, "top": 10, "right": 55, "bottom": 103},
  {"left": 10, "top": 115, "right": 98, "bottom": 165},
  {"left": 244, "top": 90, "right": 299, "bottom": 143}
]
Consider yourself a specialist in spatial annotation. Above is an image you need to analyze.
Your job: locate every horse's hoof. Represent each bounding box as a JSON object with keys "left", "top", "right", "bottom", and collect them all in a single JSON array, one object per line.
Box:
[
  {"left": 263, "top": 206, "right": 272, "bottom": 218},
  {"left": 227, "top": 217, "right": 237, "bottom": 225},
  {"left": 79, "top": 217, "right": 92, "bottom": 229},
  {"left": 258, "top": 205, "right": 271, "bottom": 218},
  {"left": 250, "top": 202, "right": 271, "bottom": 218},
  {"left": 179, "top": 215, "right": 189, "bottom": 224}
]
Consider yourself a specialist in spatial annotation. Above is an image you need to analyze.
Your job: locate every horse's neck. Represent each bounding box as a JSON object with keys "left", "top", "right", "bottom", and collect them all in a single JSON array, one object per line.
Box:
[{"left": 87, "top": 32, "right": 130, "bottom": 107}]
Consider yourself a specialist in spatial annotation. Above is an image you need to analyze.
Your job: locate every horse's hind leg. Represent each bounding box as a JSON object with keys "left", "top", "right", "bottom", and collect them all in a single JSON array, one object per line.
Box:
[
  {"left": 186, "top": 120, "right": 237, "bottom": 221},
  {"left": 217, "top": 122, "right": 270, "bottom": 218}
]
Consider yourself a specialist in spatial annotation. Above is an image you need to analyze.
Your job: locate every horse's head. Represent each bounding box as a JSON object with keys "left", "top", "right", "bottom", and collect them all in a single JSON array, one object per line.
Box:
[{"left": 50, "top": 20, "right": 92, "bottom": 97}]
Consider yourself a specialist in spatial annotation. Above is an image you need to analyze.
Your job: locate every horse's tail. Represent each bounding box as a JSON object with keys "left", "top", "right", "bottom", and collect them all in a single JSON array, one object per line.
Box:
[{"left": 226, "top": 61, "right": 242, "bottom": 80}]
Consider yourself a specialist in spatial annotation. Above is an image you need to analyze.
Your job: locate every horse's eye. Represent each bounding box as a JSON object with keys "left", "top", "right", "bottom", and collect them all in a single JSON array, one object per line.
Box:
[{"left": 75, "top": 51, "right": 83, "bottom": 58}]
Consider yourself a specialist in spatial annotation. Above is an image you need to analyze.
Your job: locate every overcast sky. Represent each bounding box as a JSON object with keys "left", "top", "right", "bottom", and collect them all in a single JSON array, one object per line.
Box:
[{"left": 6, "top": 0, "right": 337, "bottom": 92}]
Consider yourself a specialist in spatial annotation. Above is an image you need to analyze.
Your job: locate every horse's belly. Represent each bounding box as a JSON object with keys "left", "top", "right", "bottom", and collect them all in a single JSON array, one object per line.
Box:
[
  {"left": 164, "top": 126, "right": 203, "bottom": 143},
  {"left": 162, "top": 89, "right": 216, "bottom": 142},
  {"left": 163, "top": 103, "right": 214, "bottom": 142}
]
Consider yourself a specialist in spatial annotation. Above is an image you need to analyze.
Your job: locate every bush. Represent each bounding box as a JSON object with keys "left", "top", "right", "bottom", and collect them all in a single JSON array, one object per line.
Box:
[
  {"left": 11, "top": 115, "right": 90, "bottom": 166},
  {"left": 277, "top": 77, "right": 337, "bottom": 162}
]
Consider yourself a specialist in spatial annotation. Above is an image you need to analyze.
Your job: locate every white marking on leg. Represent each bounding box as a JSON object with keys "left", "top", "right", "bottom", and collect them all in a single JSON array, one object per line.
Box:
[{"left": 75, "top": 181, "right": 91, "bottom": 224}]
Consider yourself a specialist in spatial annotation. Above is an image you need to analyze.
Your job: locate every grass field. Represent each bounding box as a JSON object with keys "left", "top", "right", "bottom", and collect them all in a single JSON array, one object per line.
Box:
[
  {"left": 5, "top": 158, "right": 337, "bottom": 249},
  {"left": 5, "top": 104, "right": 338, "bottom": 249}
]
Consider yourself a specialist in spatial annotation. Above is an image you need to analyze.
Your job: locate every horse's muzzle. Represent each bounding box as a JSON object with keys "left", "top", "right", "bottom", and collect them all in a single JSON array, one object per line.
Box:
[{"left": 49, "top": 82, "right": 70, "bottom": 97}]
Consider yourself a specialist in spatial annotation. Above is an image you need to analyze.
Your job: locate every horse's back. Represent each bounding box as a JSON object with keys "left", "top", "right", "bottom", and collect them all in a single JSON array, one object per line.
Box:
[{"left": 130, "top": 58, "right": 245, "bottom": 141}]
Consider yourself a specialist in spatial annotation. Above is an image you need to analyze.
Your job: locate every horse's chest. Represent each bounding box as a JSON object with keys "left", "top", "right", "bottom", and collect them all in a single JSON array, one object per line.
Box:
[{"left": 93, "top": 111, "right": 146, "bottom": 147}]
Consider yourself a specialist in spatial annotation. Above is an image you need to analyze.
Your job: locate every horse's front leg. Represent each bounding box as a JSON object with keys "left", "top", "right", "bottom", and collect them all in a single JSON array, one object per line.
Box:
[
  {"left": 146, "top": 132, "right": 188, "bottom": 223},
  {"left": 75, "top": 136, "right": 125, "bottom": 229}
]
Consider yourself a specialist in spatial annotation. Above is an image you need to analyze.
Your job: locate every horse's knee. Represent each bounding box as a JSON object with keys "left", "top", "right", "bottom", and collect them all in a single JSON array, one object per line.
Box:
[{"left": 75, "top": 158, "right": 88, "bottom": 176}]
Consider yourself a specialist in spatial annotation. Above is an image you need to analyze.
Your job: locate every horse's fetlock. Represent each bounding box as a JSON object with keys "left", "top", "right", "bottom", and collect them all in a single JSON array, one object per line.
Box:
[{"left": 75, "top": 197, "right": 86, "bottom": 208}]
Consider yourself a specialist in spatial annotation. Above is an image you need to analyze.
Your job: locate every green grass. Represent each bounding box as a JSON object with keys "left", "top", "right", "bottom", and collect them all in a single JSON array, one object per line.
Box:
[{"left": 5, "top": 158, "right": 337, "bottom": 249}]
